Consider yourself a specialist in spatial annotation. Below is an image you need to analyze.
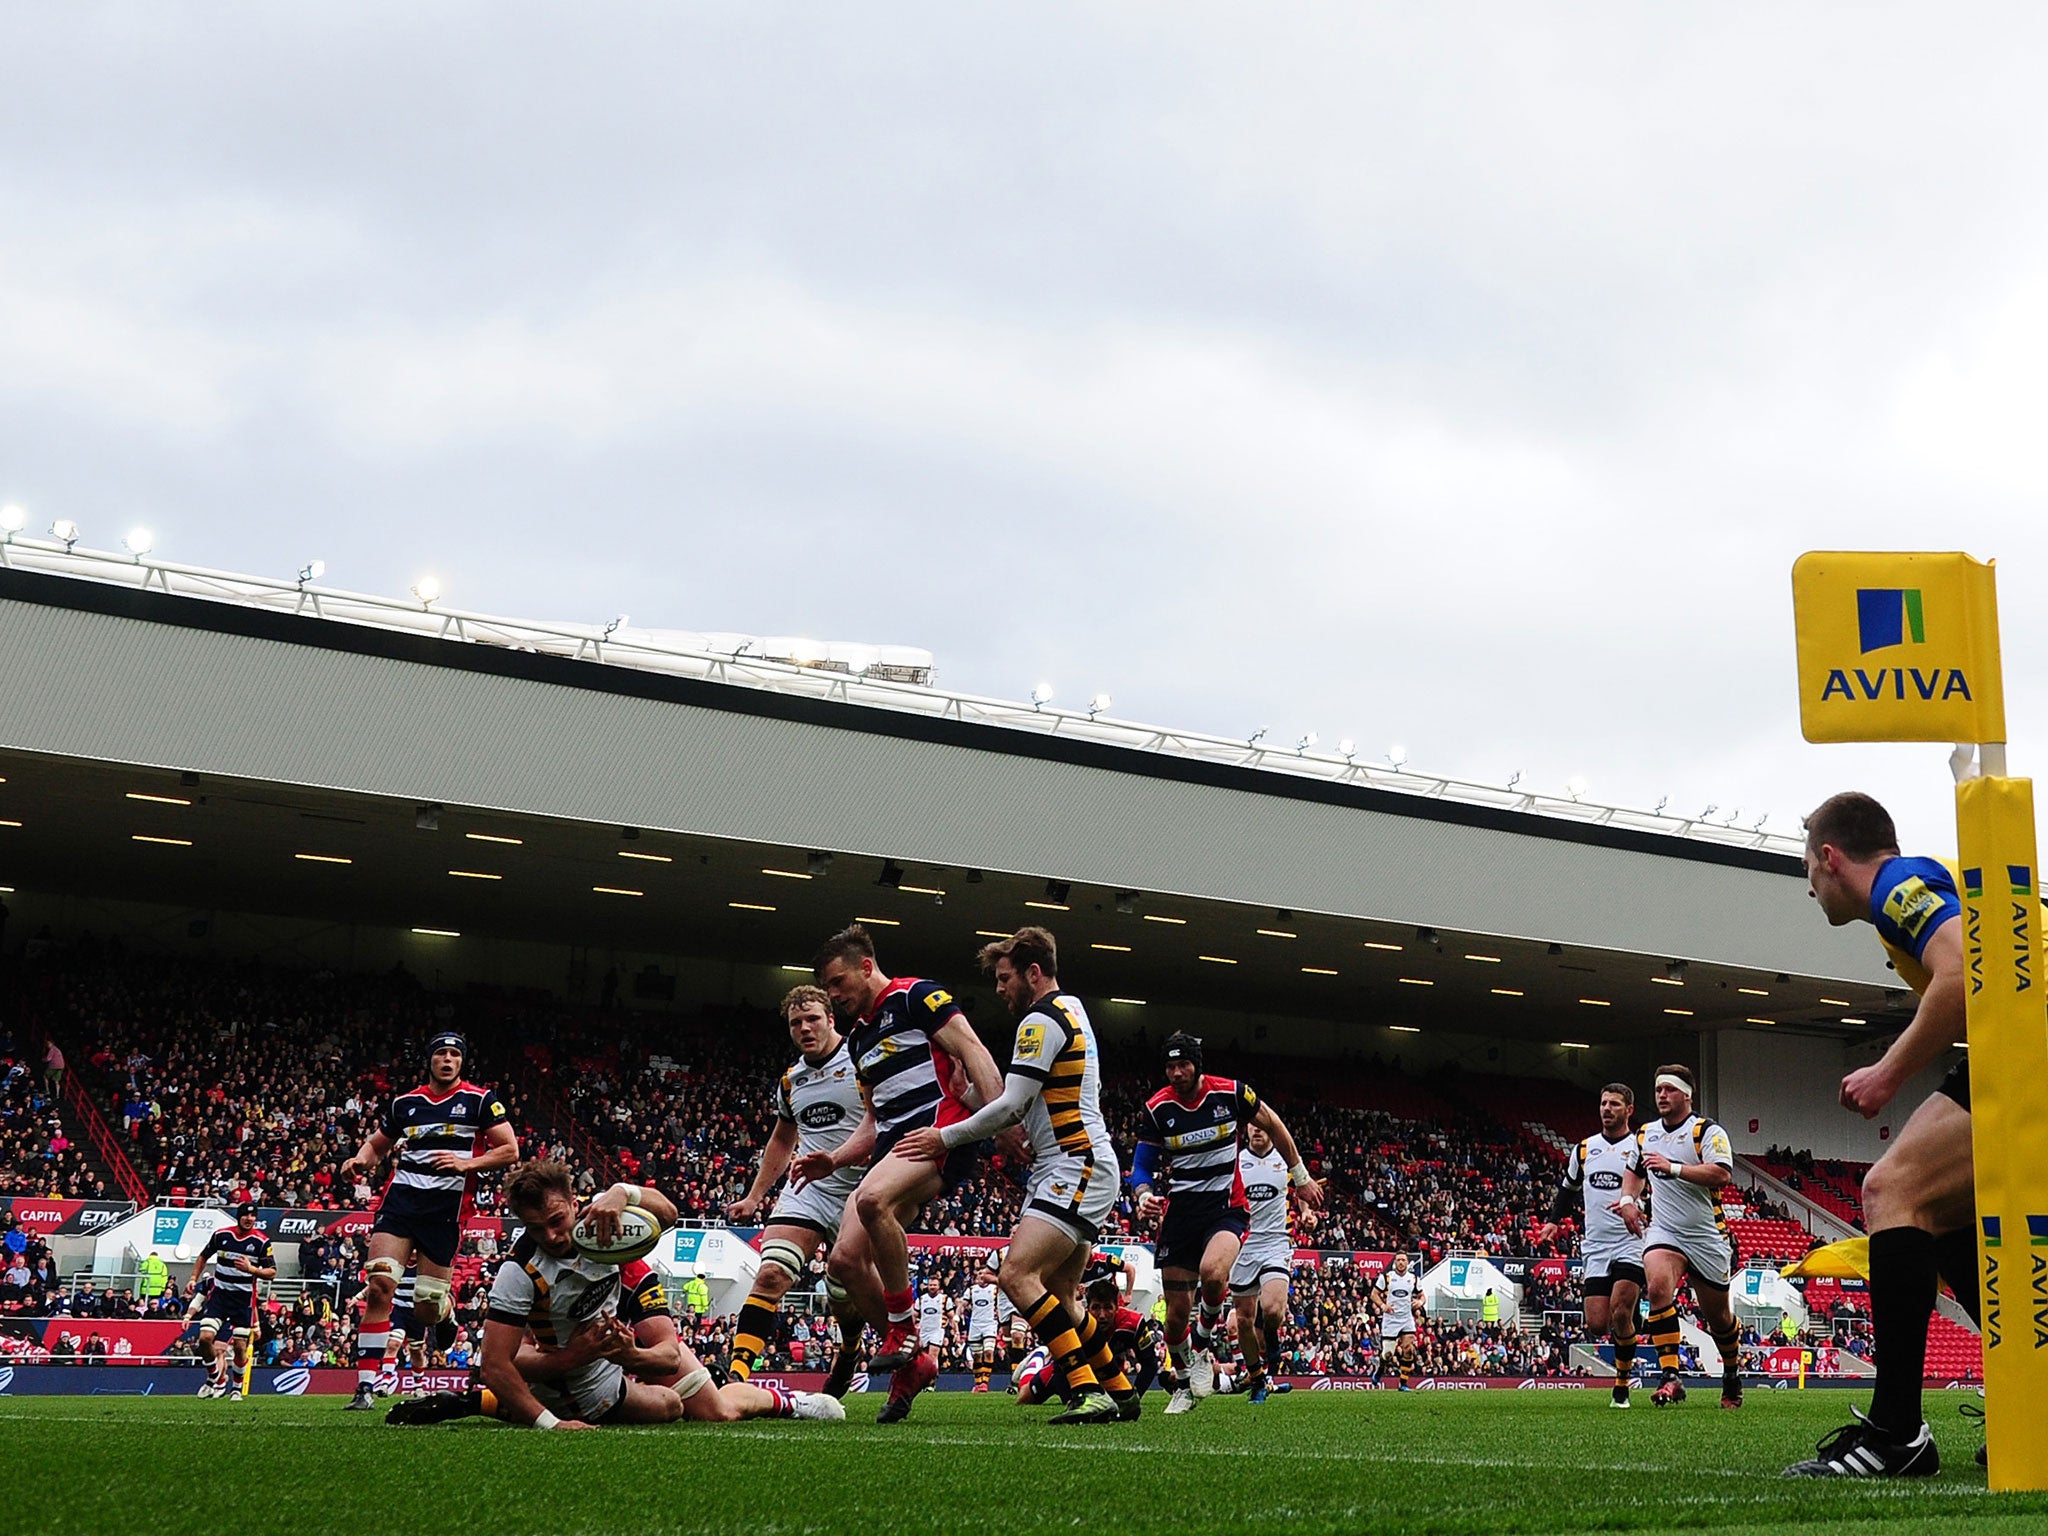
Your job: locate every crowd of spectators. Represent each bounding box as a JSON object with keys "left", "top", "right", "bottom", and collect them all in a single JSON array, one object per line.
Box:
[{"left": 1, "top": 1032, "right": 104, "bottom": 1200}]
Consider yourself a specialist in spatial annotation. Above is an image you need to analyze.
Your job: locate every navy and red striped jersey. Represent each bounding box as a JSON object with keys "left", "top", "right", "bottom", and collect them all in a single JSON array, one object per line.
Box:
[{"left": 1136, "top": 1075, "right": 1262, "bottom": 1213}]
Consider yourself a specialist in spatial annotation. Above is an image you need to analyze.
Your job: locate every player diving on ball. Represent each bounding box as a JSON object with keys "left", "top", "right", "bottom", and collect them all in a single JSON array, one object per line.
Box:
[
  {"left": 339, "top": 1032, "right": 518, "bottom": 1412},
  {"left": 892, "top": 927, "right": 1135, "bottom": 1424},
  {"left": 390, "top": 1160, "right": 842, "bottom": 1428}
]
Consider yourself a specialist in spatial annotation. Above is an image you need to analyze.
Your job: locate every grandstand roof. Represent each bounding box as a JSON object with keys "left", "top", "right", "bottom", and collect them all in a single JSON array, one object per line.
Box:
[{"left": 0, "top": 555, "right": 1908, "bottom": 1046}]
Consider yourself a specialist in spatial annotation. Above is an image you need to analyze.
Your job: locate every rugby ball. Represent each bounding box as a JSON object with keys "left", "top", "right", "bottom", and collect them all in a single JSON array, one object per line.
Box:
[{"left": 571, "top": 1203, "right": 664, "bottom": 1264}]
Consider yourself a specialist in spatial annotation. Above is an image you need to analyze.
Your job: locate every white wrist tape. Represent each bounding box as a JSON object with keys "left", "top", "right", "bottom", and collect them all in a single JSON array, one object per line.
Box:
[
  {"left": 533, "top": 1409, "right": 560, "bottom": 1430},
  {"left": 1289, "top": 1162, "right": 1311, "bottom": 1187}
]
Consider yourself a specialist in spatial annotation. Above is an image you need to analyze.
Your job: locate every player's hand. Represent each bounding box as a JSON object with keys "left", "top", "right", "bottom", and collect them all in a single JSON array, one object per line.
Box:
[
  {"left": 1295, "top": 1178, "right": 1325, "bottom": 1211},
  {"left": 1134, "top": 1192, "right": 1166, "bottom": 1225},
  {"left": 1608, "top": 1200, "right": 1645, "bottom": 1238},
  {"left": 995, "top": 1125, "right": 1032, "bottom": 1166},
  {"left": 339, "top": 1155, "right": 365, "bottom": 1180},
  {"left": 550, "top": 1418, "right": 597, "bottom": 1431},
  {"left": 1535, "top": 1222, "right": 1560, "bottom": 1247},
  {"left": 582, "top": 1185, "right": 630, "bottom": 1244},
  {"left": 1642, "top": 1151, "right": 1674, "bottom": 1177},
  {"left": 1839, "top": 1064, "right": 1898, "bottom": 1119},
  {"left": 723, "top": 1194, "right": 761, "bottom": 1222},
  {"left": 581, "top": 1317, "right": 637, "bottom": 1361},
  {"left": 788, "top": 1152, "right": 836, "bottom": 1190},
  {"left": 891, "top": 1127, "right": 948, "bottom": 1164},
  {"left": 428, "top": 1151, "right": 473, "bottom": 1173}
]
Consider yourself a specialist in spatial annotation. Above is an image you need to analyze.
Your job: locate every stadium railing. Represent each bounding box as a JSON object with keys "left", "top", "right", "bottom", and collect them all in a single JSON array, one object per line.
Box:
[{"left": 24, "top": 1022, "right": 150, "bottom": 1205}]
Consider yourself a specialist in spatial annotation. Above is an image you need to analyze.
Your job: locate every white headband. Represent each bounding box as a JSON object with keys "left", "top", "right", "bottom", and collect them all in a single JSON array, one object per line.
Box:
[{"left": 1655, "top": 1072, "right": 1693, "bottom": 1095}]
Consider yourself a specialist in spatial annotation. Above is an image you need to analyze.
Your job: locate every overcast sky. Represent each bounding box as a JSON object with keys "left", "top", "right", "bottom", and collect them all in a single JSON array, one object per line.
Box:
[{"left": 6, "top": 4, "right": 2048, "bottom": 856}]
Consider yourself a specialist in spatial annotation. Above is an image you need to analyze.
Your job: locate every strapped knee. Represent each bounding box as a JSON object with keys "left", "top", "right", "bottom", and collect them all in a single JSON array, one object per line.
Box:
[
  {"left": 364, "top": 1257, "right": 406, "bottom": 1287},
  {"left": 674, "top": 1367, "right": 712, "bottom": 1401},
  {"left": 412, "top": 1274, "right": 452, "bottom": 1325},
  {"left": 759, "top": 1238, "right": 809, "bottom": 1286}
]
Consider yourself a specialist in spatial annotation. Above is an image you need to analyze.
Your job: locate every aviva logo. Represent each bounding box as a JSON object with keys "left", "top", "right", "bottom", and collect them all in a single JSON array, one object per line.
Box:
[
  {"left": 2030, "top": 1216, "right": 2048, "bottom": 1246},
  {"left": 1858, "top": 587, "right": 1926, "bottom": 653},
  {"left": 1986, "top": 1216, "right": 2004, "bottom": 1248},
  {"left": 1964, "top": 868, "right": 1985, "bottom": 899},
  {"left": 2013, "top": 866, "right": 2036, "bottom": 898}
]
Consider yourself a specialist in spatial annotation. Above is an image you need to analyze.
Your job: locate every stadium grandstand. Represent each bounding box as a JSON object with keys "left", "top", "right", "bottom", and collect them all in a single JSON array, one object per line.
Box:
[{"left": 0, "top": 543, "right": 1972, "bottom": 1387}]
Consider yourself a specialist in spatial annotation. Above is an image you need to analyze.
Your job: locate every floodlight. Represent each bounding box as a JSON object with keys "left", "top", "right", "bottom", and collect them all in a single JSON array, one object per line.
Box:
[
  {"left": 0, "top": 504, "right": 27, "bottom": 535},
  {"left": 123, "top": 527, "right": 154, "bottom": 557},
  {"left": 413, "top": 576, "right": 442, "bottom": 606},
  {"left": 298, "top": 559, "right": 326, "bottom": 588},
  {"left": 1247, "top": 727, "right": 1268, "bottom": 747},
  {"left": 1031, "top": 683, "right": 1054, "bottom": 710},
  {"left": 1295, "top": 732, "right": 1318, "bottom": 755},
  {"left": 604, "top": 614, "right": 629, "bottom": 640},
  {"left": 1337, "top": 739, "right": 1357, "bottom": 761},
  {"left": 1387, "top": 744, "right": 1408, "bottom": 769},
  {"left": 1088, "top": 693, "right": 1112, "bottom": 718},
  {"left": 1566, "top": 775, "right": 1588, "bottom": 800},
  {"left": 51, "top": 518, "right": 80, "bottom": 549}
]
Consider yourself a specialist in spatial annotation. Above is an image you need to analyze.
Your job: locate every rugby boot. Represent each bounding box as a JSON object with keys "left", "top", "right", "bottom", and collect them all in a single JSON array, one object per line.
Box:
[
  {"left": 1784, "top": 1409, "right": 1938, "bottom": 1478},
  {"left": 869, "top": 1319, "right": 922, "bottom": 1373}
]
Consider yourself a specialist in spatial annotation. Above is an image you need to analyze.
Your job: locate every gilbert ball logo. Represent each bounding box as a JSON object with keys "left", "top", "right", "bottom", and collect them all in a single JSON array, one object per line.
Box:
[
  {"left": 271, "top": 1368, "right": 311, "bottom": 1396},
  {"left": 0, "top": 1365, "right": 14, "bottom": 1394}
]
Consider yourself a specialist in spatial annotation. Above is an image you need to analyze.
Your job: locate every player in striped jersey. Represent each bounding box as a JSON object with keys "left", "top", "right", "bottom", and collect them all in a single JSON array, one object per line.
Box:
[
  {"left": 723, "top": 985, "right": 868, "bottom": 1396},
  {"left": 1615, "top": 1064, "right": 1743, "bottom": 1409},
  {"left": 1536, "top": 1083, "right": 1645, "bottom": 1407},
  {"left": 339, "top": 1032, "right": 519, "bottom": 1410},
  {"left": 192, "top": 1203, "right": 273, "bottom": 1400},
  {"left": 1131, "top": 1033, "right": 1321, "bottom": 1414},
  {"left": 805, "top": 924, "right": 1004, "bottom": 1422},
  {"left": 895, "top": 927, "right": 1132, "bottom": 1424}
]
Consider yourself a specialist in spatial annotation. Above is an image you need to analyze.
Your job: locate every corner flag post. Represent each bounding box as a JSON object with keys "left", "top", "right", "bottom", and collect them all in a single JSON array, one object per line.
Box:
[{"left": 1793, "top": 551, "right": 2048, "bottom": 1492}]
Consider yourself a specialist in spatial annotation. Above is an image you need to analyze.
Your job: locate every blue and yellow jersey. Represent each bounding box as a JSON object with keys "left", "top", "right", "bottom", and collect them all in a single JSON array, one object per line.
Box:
[{"left": 1869, "top": 855, "right": 1962, "bottom": 996}]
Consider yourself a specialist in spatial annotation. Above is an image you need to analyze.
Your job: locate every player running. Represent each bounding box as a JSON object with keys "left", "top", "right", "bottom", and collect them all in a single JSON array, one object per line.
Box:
[
  {"left": 967, "top": 1266, "right": 1001, "bottom": 1391},
  {"left": 722, "top": 984, "right": 867, "bottom": 1397},
  {"left": 1537, "top": 1083, "right": 1646, "bottom": 1407},
  {"left": 396, "top": 1160, "right": 842, "bottom": 1428},
  {"left": 1374, "top": 1251, "right": 1424, "bottom": 1390},
  {"left": 802, "top": 923, "right": 1003, "bottom": 1423},
  {"left": 192, "top": 1203, "right": 273, "bottom": 1400},
  {"left": 1130, "top": 1032, "right": 1321, "bottom": 1414},
  {"left": 1787, "top": 792, "right": 1975, "bottom": 1478},
  {"left": 1615, "top": 1064, "right": 1744, "bottom": 1409},
  {"left": 1230, "top": 1122, "right": 1298, "bottom": 1403},
  {"left": 339, "top": 1031, "right": 518, "bottom": 1411},
  {"left": 893, "top": 926, "right": 1133, "bottom": 1424}
]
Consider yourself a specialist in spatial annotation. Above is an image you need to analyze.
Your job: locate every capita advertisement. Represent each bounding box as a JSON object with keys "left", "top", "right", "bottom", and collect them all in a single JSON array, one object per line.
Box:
[{"left": 0, "top": 1196, "right": 137, "bottom": 1236}]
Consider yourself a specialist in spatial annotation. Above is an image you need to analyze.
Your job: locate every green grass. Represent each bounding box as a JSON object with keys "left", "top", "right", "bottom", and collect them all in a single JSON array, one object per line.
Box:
[{"left": 0, "top": 1388, "right": 2035, "bottom": 1536}]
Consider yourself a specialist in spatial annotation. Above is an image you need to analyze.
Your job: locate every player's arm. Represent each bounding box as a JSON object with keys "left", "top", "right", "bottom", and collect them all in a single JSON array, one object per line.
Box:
[
  {"left": 340, "top": 1127, "right": 394, "bottom": 1180},
  {"left": 1611, "top": 1159, "right": 1648, "bottom": 1237},
  {"left": 727, "top": 1116, "right": 799, "bottom": 1220},
  {"left": 1537, "top": 1148, "right": 1584, "bottom": 1246},
  {"left": 1844, "top": 919, "right": 1965, "bottom": 1118},
  {"left": 930, "top": 1013, "right": 1005, "bottom": 1112},
  {"left": 1129, "top": 1122, "right": 1167, "bottom": 1223},
  {"left": 483, "top": 1317, "right": 591, "bottom": 1428},
  {"left": 249, "top": 1242, "right": 277, "bottom": 1283},
  {"left": 582, "top": 1179, "right": 678, "bottom": 1245},
  {"left": 1250, "top": 1095, "right": 1325, "bottom": 1209}
]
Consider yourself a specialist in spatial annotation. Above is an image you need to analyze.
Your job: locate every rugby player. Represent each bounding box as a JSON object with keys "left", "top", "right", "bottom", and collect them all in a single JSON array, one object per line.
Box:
[
  {"left": 967, "top": 1265, "right": 1000, "bottom": 1391},
  {"left": 1085, "top": 1277, "right": 1163, "bottom": 1398},
  {"left": 1536, "top": 1083, "right": 1645, "bottom": 1407},
  {"left": 892, "top": 927, "right": 1132, "bottom": 1424},
  {"left": 192, "top": 1203, "right": 273, "bottom": 1400},
  {"left": 1787, "top": 792, "right": 1976, "bottom": 1478},
  {"left": 722, "top": 984, "right": 867, "bottom": 1397},
  {"left": 396, "top": 1160, "right": 842, "bottom": 1428},
  {"left": 798, "top": 924, "right": 1003, "bottom": 1423},
  {"left": 1374, "top": 1251, "right": 1424, "bottom": 1390},
  {"left": 1130, "top": 1032, "right": 1321, "bottom": 1414},
  {"left": 339, "top": 1032, "right": 518, "bottom": 1411},
  {"left": 372, "top": 1266, "right": 433, "bottom": 1395},
  {"left": 1231, "top": 1121, "right": 1297, "bottom": 1403},
  {"left": 1614, "top": 1065, "right": 1744, "bottom": 1409}
]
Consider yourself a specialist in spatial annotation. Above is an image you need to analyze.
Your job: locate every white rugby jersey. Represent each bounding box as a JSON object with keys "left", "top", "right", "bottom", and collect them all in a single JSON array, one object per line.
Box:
[
  {"left": 1637, "top": 1113, "right": 1734, "bottom": 1248},
  {"left": 968, "top": 1282, "right": 998, "bottom": 1334},
  {"left": 1378, "top": 1267, "right": 1420, "bottom": 1331},
  {"left": 917, "top": 1291, "right": 946, "bottom": 1346},
  {"left": 1238, "top": 1145, "right": 1291, "bottom": 1240},
  {"left": 1561, "top": 1132, "right": 1645, "bottom": 1263},
  {"left": 776, "top": 1040, "right": 865, "bottom": 1197}
]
